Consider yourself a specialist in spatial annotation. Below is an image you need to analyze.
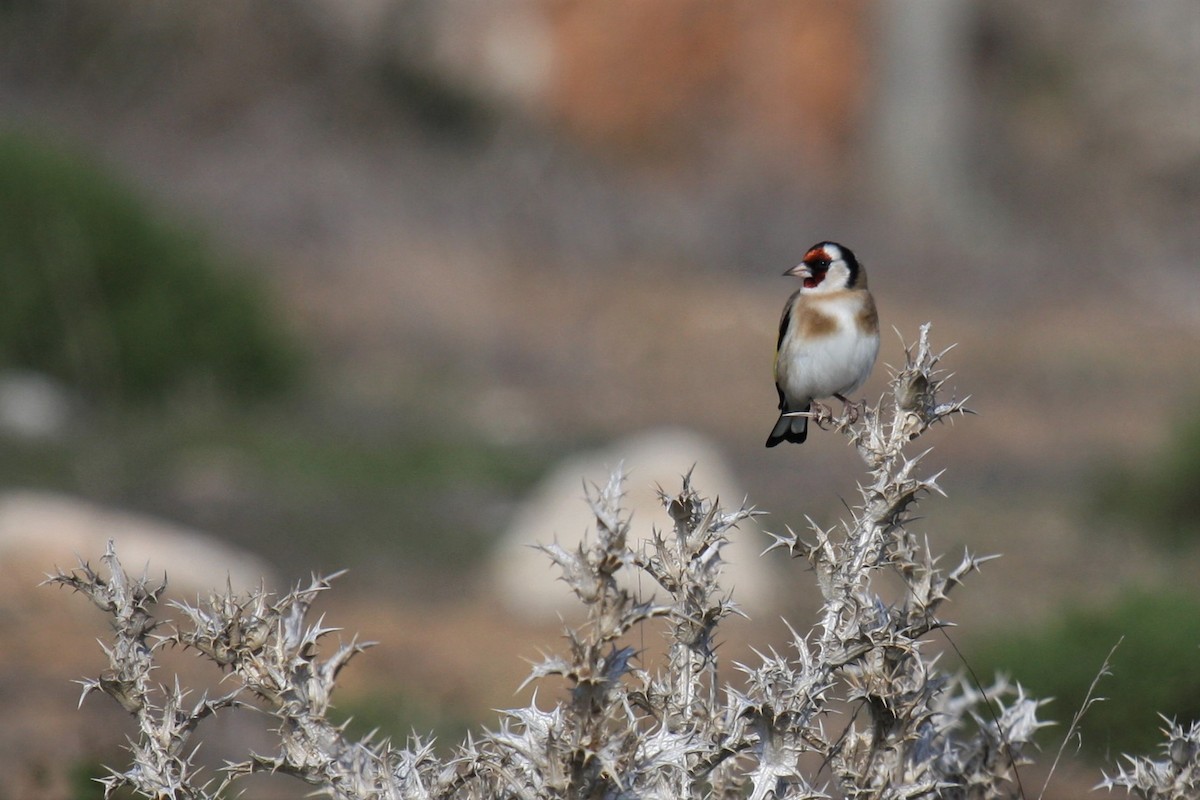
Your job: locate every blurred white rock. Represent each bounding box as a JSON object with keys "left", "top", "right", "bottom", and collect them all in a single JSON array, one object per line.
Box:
[
  {"left": 491, "top": 428, "right": 778, "bottom": 621},
  {"left": 0, "top": 490, "right": 274, "bottom": 596},
  {"left": 0, "top": 371, "right": 73, "bottom": 440}
]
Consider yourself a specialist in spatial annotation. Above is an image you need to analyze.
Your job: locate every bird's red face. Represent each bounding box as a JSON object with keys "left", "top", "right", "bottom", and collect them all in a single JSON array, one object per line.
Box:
[{"left": 785, "top": 245, "right": 838, "bottom": 289}]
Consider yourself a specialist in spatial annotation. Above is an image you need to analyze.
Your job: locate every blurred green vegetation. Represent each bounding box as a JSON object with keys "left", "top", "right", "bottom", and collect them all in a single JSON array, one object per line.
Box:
[
  {"left": 971, "top": 588, "right": 1200, "bottom": 759},
  {"left": 0, "top": 404, "right": 550, "bottom": 588},
  {"left": 0, "top": 129, "right": 299, "bottom": 405},
  {"left": 1091, "top": 407, "right": 1200, "bottom": 549},
  {"left": 68, "top": 758, "right": 132, "bottom": 800},
  {"left": 0, "top": 128, "right": 556, "bottom": 589},
  {"left": 331, "top": 689, "right": 474, "bottom": 754},
  {"left": 375, "top": 54, "right": 495, "bottom": 142}
]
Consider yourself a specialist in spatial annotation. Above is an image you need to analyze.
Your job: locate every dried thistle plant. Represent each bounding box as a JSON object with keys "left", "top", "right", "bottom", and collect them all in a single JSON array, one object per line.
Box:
[
  {"left": 47, "top": 324, "right": 1188, "bottom": 799},
  {"left": 1097, "top": 719, "right": 1200, "bottom": 799}
]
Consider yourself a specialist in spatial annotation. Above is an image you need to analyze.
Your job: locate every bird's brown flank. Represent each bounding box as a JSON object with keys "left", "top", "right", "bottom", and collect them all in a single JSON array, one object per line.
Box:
[{"left": 857, "top": 293, "right": 879, "bottom": 335}]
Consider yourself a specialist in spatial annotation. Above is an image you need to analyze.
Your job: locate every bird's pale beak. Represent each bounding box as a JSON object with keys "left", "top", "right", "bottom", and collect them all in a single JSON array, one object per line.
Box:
[{"left": 784, "top": 263, "right": 811, "bottom": 278}]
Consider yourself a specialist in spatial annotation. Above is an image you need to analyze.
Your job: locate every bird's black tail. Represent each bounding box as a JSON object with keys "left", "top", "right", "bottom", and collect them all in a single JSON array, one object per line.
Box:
[{"left": 765, "top": 404, "right": 809, "bottom": 447}]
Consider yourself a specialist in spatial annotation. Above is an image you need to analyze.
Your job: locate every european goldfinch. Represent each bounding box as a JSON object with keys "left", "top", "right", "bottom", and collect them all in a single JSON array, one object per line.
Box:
[{"left": 767, "top": 241, "right": 880, "bottom": 447}]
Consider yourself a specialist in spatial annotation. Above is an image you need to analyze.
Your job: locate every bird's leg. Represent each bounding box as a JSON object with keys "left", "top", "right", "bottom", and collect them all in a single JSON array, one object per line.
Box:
[{"left": 834, "top": 393, "right": 862, "bottom": 423}]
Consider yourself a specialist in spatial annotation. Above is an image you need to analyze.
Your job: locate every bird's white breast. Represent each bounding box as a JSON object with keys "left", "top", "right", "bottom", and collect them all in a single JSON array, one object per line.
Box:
[{"left": 777, "top": 294, "right": 879, "bottom": 403}]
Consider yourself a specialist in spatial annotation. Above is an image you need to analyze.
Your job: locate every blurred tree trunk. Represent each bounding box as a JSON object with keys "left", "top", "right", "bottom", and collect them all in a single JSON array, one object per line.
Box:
[{"left": 869, "top": 0, "right": 1001, "bottom": 243}]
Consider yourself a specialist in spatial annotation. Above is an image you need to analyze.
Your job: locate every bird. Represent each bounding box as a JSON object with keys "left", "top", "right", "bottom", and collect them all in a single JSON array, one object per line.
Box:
[{"left": 766, "top": 241, "right": 880, "bottom": 447}]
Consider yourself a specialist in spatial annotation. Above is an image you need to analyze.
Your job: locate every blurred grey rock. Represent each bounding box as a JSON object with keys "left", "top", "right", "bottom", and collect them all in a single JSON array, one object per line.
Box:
[
  {"left": 0, "top": 491, "right": 273, "bottom": 596},
  {"left": 0, "top": 371, "right": 73, "bottom": 440},
  {"left": 491, "top": 428, "right": 777, "bottom": 621}
]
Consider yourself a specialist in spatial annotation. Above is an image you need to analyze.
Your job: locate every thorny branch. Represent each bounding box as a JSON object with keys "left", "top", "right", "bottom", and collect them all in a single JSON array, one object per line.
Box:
[{"left": 48, "top": 324, "right": 1187, "bottom": 799}]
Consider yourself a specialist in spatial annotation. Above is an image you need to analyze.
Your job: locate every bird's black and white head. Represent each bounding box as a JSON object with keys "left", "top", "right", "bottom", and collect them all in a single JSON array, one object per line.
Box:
[{"left": 785, "top": 241, "right": 865, "bottom": 293}]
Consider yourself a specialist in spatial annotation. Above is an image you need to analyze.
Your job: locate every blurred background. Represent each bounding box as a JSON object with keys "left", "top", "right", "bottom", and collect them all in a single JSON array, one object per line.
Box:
[{"left": 1, "top": 1, "right": 1197, "bottom": 797}]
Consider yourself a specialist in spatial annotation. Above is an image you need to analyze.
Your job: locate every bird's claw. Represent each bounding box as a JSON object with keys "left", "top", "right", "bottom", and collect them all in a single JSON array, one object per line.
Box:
[
  {"left": 806, "top": 401, "right": 833, "bottom": 429},
  {"left": 835, "top": 394, "right": 863, "bottom": 424},
  {"left": 799, "top": 398, "right": 868, "bottom": 433}
]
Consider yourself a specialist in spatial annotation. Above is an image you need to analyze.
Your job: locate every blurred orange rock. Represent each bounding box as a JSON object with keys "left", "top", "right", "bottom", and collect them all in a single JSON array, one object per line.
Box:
[{"left": 539, "top": 0, "right": 868, "bottom": 169}]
